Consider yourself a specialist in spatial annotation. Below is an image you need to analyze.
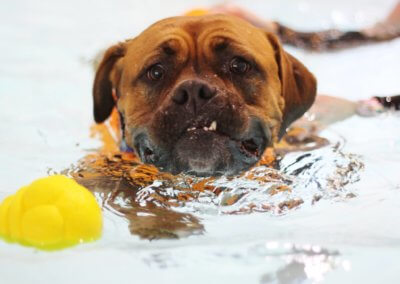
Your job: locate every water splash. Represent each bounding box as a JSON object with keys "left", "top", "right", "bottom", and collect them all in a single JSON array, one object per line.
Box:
[
  {"left": 66, "top": 129, "right": 363, "bottom": 239},
  {"left": 134, "top": 141, "right": 363, "bottom": 216}
]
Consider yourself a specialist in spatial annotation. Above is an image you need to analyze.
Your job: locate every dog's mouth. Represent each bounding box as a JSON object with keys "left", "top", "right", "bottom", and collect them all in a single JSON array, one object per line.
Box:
[
  {"left": 185, "top": 120, "right": 261, "bottom": 157},
  {"left": 240, "top": 138, "right": 260, "bottom": 157},
  {"left": 143, "top": 147, "right": 155, "bottom": 163},
  {"left": 134, "top": 118, "right": 269, "bottom": 176}
]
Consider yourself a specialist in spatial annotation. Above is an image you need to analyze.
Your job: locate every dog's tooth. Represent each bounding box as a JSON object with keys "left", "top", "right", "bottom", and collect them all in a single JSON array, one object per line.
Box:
[{"left": 210, "top": 121, "right": 217, "bottom": 131}]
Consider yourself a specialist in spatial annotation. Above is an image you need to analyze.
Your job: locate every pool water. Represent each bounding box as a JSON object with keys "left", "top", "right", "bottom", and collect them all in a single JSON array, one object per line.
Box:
[{"left": 0, "top": 0, "right": 399, "bottom": 283}]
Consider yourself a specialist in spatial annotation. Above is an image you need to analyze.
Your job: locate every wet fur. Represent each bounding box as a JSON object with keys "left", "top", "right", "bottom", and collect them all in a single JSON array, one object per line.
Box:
[{"left": 92, "top": 14, "right": 317, "bottom": 175}]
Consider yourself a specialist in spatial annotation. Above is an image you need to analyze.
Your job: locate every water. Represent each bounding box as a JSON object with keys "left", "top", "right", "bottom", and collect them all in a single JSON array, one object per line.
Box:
[{"left": 1, "top": 0, "right": 400, "bottom": 283}]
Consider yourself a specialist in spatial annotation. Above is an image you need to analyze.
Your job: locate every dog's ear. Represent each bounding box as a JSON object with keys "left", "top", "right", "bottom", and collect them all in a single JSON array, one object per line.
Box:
[
  {"left": 266, "top": 33, "right": 317, "bottom": 138},
  {"left": 93, "top": 43, "right": 126, "bottom": 123}
]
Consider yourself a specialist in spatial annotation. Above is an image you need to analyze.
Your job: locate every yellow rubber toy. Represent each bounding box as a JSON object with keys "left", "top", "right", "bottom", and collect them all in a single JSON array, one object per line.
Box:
[{"left": 0, "top": 175, "right": 102, "bottom": 250}]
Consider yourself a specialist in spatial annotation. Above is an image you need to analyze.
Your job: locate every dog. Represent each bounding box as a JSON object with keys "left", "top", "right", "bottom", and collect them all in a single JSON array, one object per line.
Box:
[{"left": 92, "top": 14, "right": 317, "bottom": 176}]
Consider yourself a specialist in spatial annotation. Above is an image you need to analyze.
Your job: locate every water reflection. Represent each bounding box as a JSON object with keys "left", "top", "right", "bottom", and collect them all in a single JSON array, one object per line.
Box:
[
  {"left": 139, "top": 239, "right": 350, "bottom": 283},
  {"left": 258, "top": 242, "right": 350, "bottom": 284},
  {"left": 63, "top": 128, "right": 363, "bottom": 240}
]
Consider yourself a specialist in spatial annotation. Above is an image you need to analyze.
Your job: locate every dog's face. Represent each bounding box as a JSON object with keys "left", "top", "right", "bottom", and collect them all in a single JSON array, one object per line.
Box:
[{"left": 93, "top": 14, "right": 316, "bottom": 176}]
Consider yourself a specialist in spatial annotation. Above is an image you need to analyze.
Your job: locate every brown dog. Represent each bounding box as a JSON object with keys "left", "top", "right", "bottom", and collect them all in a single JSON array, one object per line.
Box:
[{"left": 93, "top": 14, "right": 317, "bottom": 176}]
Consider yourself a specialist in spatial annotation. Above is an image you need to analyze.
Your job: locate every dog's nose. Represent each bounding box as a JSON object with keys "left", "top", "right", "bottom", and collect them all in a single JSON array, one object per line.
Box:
[{"left": 172, "top": 80, "right": 216, "bottom": 113}]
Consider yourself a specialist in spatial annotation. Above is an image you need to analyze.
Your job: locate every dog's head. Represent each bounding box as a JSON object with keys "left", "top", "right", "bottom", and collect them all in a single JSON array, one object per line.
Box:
[{"left": 93, "top": 14, "right": 316, "bottom": 176}]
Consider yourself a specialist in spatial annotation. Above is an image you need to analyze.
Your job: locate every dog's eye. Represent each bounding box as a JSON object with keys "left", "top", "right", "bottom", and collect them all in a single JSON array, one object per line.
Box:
[
  {"left": 230, "top": 57, "right": 251, "bottom": 74},
  {"left": 147, "top": 64, "right": 165, "bottom": 81}
]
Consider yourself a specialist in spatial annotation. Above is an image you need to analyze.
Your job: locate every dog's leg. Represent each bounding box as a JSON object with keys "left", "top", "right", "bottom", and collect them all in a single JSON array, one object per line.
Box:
[
  {"left": 291, "top": 95, "right": 357, "bottom": 135},
  {"left": 357, "top": 94, "right": 400, "bottom": 116},
  {"left": 293, "top": 94, "right": 400, "bottom": 136}
]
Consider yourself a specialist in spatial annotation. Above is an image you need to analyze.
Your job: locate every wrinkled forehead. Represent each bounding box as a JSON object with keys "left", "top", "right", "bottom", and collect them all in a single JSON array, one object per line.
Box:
[{"left": 124, "top": 14, "right": 274, "bottom": 62}]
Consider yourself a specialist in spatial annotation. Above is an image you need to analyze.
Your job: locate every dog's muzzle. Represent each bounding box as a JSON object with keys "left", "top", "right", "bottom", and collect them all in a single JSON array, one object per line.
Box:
[{"left": 132, "top": 117, "right": 270, "bottom": 176}]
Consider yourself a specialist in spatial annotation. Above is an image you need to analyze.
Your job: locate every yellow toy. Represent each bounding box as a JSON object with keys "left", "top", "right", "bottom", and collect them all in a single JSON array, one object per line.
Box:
[{"left": 0, "top": 175, "right": 102, "bottom": 250}]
